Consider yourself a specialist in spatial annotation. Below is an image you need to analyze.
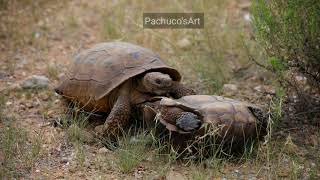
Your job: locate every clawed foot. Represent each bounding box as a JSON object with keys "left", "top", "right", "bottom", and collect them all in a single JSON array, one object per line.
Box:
[
  {"left": 176, "top": 112, "right": 202, "bottom": 132},
  {"left": 94, "top": 124, "right": 119, "bottom": 141}
]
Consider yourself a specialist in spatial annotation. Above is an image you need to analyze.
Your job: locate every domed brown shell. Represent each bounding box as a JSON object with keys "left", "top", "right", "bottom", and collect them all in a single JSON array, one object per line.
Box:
[
  {"left": 55, "top": 42, "right": 181, "bottom": 111},
  {"left": 158, "top": 95, "right": 266, "bottom": 143}
]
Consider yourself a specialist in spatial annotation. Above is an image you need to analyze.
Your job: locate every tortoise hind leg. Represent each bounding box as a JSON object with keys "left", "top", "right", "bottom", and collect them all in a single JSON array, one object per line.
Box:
[{"left": 248, "top": 106, "right": 268, "bottom": 137}]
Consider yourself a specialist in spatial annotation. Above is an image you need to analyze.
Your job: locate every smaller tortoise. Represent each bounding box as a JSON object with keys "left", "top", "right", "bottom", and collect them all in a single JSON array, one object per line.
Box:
[
  {"left": 55, "top": 42, "right": 195, "bottom": 137},
  {"left": 139, "top": 95, "right": 268, "bottom": 151}
]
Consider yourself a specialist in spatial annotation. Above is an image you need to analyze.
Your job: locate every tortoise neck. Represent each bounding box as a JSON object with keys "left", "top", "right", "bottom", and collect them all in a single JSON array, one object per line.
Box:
[
  {"left": 134, "top": 78, "right": 149, "bottom": 93},
  {"left": 169, "top": 82, "right": 196, "bottom": 98}
]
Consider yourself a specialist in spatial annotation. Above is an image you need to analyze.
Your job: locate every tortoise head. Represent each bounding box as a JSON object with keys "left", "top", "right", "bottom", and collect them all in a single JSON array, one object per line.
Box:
[{"left": 142, "top": 72, "right": 173, "bottom": 95}]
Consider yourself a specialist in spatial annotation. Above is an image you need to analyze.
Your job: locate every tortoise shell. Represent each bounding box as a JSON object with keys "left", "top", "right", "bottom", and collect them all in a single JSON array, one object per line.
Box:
[
  {"left": 157, "top": 95, "right": 267, "bottom": 144},
  {"left": 55, "top": 42, "right": 181, "bottom": 111}
]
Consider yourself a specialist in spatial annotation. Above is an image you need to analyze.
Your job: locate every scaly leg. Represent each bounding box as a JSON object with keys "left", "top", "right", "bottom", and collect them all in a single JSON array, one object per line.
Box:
[
  {"left": 95, "top": 82, "right": 132, "bottom": 139},
  {"left": 170, "top": 82, "right": 196, "bottom": 98}
]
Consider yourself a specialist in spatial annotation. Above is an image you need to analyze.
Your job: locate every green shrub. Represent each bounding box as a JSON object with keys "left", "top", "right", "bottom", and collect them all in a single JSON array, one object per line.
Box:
[
  {"left": 251, "top": 0, "right": 320, "bottom": 87},
  {"left": 251, "top": 0, "right": 320, "bottom": 122},
  {"left": 0, "top": 0, "right": 8, "bottom": 10}
]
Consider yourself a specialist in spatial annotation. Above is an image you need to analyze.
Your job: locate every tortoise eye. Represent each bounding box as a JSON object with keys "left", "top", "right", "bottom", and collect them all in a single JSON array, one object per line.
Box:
[{"left": 155, "top": 79, "right": 161, "bottom": 84}]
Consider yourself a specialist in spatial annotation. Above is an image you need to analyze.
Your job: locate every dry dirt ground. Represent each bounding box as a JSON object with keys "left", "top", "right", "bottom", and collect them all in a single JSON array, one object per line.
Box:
[{"left": 0, "top": 0, "right": 319, "bottom": 179}]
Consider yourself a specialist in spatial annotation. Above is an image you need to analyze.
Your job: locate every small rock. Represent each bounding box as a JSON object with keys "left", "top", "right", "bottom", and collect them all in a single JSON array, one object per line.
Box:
[
  {"left": 34, "top": 32, "right": 41, "bottom": 39},
  {"left": 264, "top": 86, "right": 275, "bottom": 95},
  {"left": 233, "top": 169, "right": 241, "bottom": 177},
  {"left": 254, "top": 85, "right": 275, "bottom": 94},
  {"left": 243, "top": 13, "right": 251, "bottom": 22},
  {"left": 0, "top": 72, "right": 9, "bottom": 80},
  {"left": 35, "top": 169, "right": 40, "bottom": 173},
  {"left": 5, "top": 101, "right": 12, "bottom": 106},
  {"left": 177, "top": 38, "right": 191, "bottom": 49},
  {"left": 254, "top": 85, "right": 262, "bottom": 92},
  {"left": 60, "top": 157, "right": 69, "bottom": 164},
  {"left": 21, "top": 75, "right": 49, "bottom": 89},
  {"left": 98, "top": 147, "right": 111, "bottom": 154},
  {"left": 223, "top": 84, "right": 238, "bottom": 92},
  {"left": 295, "top": 75, "right": 307, "bottom": 83}
]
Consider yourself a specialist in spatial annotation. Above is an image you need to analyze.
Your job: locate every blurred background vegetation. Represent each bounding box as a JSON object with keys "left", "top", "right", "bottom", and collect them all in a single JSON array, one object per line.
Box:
[
  {"left": 0, "top": 0, "right": 319, "bottom": 179},
  {"left": 0, "top": 0, "right": 263, "bottom": 95},
  {"left": 251, "top": 0, "right": 320, "bottom": 123}
]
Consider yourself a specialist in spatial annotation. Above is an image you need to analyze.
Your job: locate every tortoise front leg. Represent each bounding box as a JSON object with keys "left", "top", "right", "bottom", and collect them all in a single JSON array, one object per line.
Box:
[
  {"left": 95, "top": 83, "right": 132, "bottom": 139},
  {"left": 106, "top": 95, "right": 131, "bottom": 136},
  {"left": 170, "top": 82, "right": 196, "bottom": 98}
]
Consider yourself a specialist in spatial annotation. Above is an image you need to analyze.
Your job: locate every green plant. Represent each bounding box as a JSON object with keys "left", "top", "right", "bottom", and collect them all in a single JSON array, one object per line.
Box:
[
  {"left": 252, "top": 0, "right": 320, "bottom": 82},
  {"left": 270, "top": 87, "right": 285, "bottom": 128},
  {"left": 191, "top": 166, "right": 209, "bottom": 180},
  {"left": 114, "top": 132, "right": 149, "bottom": 173},
  {"left": 63, "top": 111, "right": 90, "bottom": 166},
  {"left": 24, "top": 132, "right": 42, "bottom": 169},
  {"left": 0, "top": 0, "right": 8, "bottom": 10},
  {"left": 251, "top": 0, "right": 320, "bottom": 120},
  {"left": 0, "top": 94, "right": 6, "bottom": 121},
  {"left": 0, "top": 123, "right": 42, "bottom": 178}
]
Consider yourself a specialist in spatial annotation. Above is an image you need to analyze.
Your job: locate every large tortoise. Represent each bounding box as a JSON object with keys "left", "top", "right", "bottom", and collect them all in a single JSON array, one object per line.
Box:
[
  {"left": 139, "top": 95, "right": 268, "bottom": 153},
  {"left": 55, "top": 42, "right": 195, "bottom": 136}
]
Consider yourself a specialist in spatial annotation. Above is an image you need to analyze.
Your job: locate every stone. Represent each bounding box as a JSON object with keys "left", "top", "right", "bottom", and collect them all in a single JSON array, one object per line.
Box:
[
  {"left": 223, "top": 84, "right": 238, "bottom": 92},
  {"left": 254, "top": 85, "right": 275, "bottom": 94},
  {"left": 0, "top": 72, "right": 9, "bottom": 80},
  {"left": 254, "top": 85, "right": 262, "bottom": 92},
  {"left": 98, "top": 147, "right": 111, "bottom": 154},
  {"left": 21, "top": 75, "right": 49, "bottom": 89},
  {"left": 264, "top": 85, "right": 276, "bottom": 94},
  {"left": 177, "top": 38, "right": 191, "bottom": 49},
  {"left": 60, "top": 157, "right": 69, "bottom": 164},
  {"left": 243, "top": 13, "right": 251, "bottom": 22}
]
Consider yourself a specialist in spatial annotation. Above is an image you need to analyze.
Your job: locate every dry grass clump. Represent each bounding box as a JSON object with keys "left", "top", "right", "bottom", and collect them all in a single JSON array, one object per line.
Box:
[{"left": 0, "top": 123, "right": 42, "bottom": 178}]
